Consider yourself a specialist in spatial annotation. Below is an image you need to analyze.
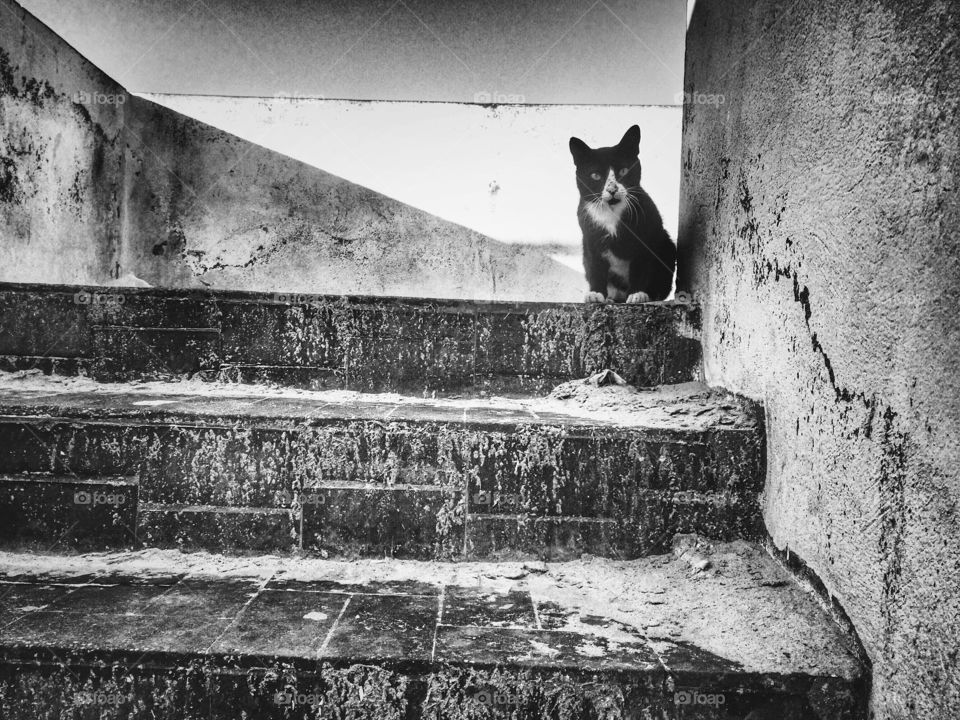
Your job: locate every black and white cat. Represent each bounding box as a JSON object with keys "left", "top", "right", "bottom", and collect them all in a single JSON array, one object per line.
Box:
[{"left": 569, "top": 125, "right": 675, "bottom": 303}]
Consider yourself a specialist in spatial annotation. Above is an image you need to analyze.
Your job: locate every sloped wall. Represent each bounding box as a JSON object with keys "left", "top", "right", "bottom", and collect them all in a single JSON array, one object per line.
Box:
[
  {"left": 0, "top": 0, "right": 583, "bottom": 301},
  {"left": 138, "top": 94, "right": 683, "bottom": 250},
  {"left": 680, "top": 0, "right": 959, "bottom": 717},
  {"left": 0, "top": 0, "right": 125, "bottom": 284},
  {"left": 121, "top": 95, "right": 585, "bottom": 300}
]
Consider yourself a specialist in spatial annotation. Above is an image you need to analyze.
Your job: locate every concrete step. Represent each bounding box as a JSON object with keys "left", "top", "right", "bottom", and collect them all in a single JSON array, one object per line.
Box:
[
  {"left": 0, "top": 543, "right": 867, "bottom": 719},
  {"left": 0, "top": 374, "right": 763, "bottom": 560},
  {"left": 0, "top": 282, "right": 701, "bottom": 394}
]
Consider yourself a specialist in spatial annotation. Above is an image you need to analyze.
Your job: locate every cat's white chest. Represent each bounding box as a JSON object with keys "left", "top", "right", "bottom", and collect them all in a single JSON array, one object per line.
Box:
[{"left": 585, "top": 201, "right": 626, "bottom": 236}]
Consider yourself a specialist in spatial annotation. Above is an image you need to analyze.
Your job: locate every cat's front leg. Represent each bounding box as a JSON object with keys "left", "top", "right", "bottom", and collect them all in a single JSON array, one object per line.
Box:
[
  {"left": 626, "top": 291, "right": 651, "bottom": 304},
  {"left": 583, "top": 249, "right": 609, "bottom": 303}
]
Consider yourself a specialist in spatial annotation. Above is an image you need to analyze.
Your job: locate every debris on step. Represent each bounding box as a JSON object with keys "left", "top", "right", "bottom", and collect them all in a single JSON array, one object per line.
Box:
[
  {"left": 590, "top": 369, "right": 627, "bottom": 386},
  {"left": 673, "top": 533, "right": 714, "bottom": 573},
  {"left": 485, "top": 564, "right": 528, "bottom": 580},
  {"left": 104, "top": 272, "right": 152, "bottom": 288},
  {"left": 522, "top": 560, "right": 548, "bottom": 574}
]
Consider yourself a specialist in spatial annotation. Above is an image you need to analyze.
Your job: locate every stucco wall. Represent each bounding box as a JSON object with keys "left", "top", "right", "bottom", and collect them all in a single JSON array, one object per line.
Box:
[
  {"left": 1, "top": 0, "right": 583, "bottom": 301},
  {"left": 0, "top": 0, "right": 125, "bottom": 285},
  {"left": 680, "top": 1, "right": 959, "bottom": 717}
]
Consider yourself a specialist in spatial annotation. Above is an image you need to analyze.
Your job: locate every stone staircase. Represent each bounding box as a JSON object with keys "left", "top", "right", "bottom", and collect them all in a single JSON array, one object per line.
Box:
[{"left": 0, "top": 282, "right": 867, "bottom": 719}]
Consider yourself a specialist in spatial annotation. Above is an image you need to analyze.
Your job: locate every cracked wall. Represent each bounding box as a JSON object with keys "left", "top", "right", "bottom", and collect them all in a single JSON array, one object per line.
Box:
[
  {"left": 0, "top": 0, "right": 582, "bottom": 301},
  {"left": 679, "top": 1, "right": 959, "bottom": 718}
]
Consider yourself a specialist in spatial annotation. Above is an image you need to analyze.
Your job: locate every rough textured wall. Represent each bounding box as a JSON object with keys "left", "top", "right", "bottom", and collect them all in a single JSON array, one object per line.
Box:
[
  {"left": 121, "top": 96, "right": 583, "bottom": 301},
  {"left": 680, "top": 1, "right": 959, "bottom": 718},
  {"left": 0, "top": 0, "right": 125, "bottom": 284},
  {"left": 0, "top": 0, "right": 582, "bottom": 301}
]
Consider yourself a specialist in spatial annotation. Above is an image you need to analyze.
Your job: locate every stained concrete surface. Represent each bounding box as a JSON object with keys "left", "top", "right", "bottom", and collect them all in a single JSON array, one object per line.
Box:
[
  {"left": 0, "top": 541, "right": 865, "bottom": 718},
  {"left": 0, "top": 282, "right": 703, "bottom": 392},
  {"left": 0, "top": 0, "right": 125, "bottom": 285},
  {"left": 680, "top": 1, "right": 960, "bottom": 717},
  {"left": 0, "top": 372, "right": 764, "bottom": 559}
]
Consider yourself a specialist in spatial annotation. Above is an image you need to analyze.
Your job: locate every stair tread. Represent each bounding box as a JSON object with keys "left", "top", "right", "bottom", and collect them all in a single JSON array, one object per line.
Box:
[
  {"left": 0, "top": 542, "right": 860, "bottom": 684},
  {"left": 0, "top": 372, "right": 756, "bottom": 432}
]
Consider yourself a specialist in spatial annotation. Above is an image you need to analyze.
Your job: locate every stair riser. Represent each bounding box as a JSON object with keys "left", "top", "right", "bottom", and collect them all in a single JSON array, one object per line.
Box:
[
  {"left": 0, "top": 659, "right": 866, "bottom": 720},
  {"left": 0, "top": 284, "right": 701, "bottom": 393},
  {"left": 0, "top": 477, "right": 138, "bottom": 550},
  {"left": 0, "top": 418, "right": 763, "bottom": 558}
]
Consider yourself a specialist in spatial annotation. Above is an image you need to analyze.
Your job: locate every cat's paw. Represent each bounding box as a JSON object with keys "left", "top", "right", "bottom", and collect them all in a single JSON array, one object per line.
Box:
[
  {"left": 626, "top": 291, "right": 651, "bottom": 304},
  {"left": 584, "top": 292, "right": 606, "bottom": 303}
]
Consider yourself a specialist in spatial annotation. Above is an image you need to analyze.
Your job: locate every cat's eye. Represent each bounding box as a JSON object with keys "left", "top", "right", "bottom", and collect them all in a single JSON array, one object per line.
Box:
[
  {"left": 589, "top": 172, "right": 602, "bottom": 181},
  {"left": 617, "top": 167, "right": 629, "bottom": 177}
]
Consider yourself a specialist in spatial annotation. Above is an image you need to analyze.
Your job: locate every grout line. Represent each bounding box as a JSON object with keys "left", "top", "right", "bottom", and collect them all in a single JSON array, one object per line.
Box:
[
  {"left": 203, "top": 571, "right": 275, "bottom": 654},
  {"left": 0, "top": 585, "right": 83, "bottom": 630},
  {"left": 298, "top": 495, "right": 305, "bottom": 552},
  {"left": 531, "top": 595, "right": 543, "bottom": 631},
  {"left": 430, "top": 586, "right": 446, "bottom": 662},
  {"left": 318, "top": 595, "right": 351, "bottom": 658},
  {"left": 382, "top": 405, "right": 400, "bottom": 420},
  {"left": 471, "top": 306, "right": 478, "bottom": 390},
  {"left": 242, "top": 396, "right": 273, "bottom": 407},
  {"left": 307, "top": 401, "right": 332, "bottom": 419}
]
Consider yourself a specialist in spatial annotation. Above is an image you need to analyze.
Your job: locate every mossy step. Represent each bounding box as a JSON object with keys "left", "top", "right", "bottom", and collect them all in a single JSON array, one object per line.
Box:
[
  {"left": 0, "top": 375, "right": 763, "bottom": 560},
  {"left": 0, "top": 542, "right": 867, "bottom": 719},
  {"left": 0, "top": 281, "right": 701, "bottom": 394}
]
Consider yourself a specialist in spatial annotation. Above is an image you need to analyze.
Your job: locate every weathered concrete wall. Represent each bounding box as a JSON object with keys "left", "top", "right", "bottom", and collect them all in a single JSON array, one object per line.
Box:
[
  {"left": 0, "top": 0, "right": 583, "bottom": 301},
  {"left": 0, "top": 0, "right": 125, "bottom": 284},
  {"left": 679, "top": 1, "right": 959, "bottom": 717},
  {"left": 121, "top": 95, "right": 583, "bottom": 300},
  {"left": 138, "top": 95, "right": 683, "bottom": 249}
]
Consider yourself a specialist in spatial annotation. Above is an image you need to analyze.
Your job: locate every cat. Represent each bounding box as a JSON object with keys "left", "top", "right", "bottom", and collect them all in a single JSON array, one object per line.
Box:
[{"left": 569, "top": 125, "right": 676, "bottom": 303}]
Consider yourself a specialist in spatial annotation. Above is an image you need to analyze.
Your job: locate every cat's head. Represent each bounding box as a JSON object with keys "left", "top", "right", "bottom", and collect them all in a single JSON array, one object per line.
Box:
[{"left": 569, "top": 125, "right": 642, "bottom": 208}]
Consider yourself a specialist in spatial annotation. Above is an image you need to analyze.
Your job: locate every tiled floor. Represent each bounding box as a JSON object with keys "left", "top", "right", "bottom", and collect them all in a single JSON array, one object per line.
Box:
[{"left": 0, "top": 573, "right": 654, "bottom": 673}]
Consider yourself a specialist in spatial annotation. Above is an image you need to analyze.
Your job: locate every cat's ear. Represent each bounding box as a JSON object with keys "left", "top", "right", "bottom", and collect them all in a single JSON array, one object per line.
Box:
[
  {"left": 569, "top": 137, "right": 591, "bottom": 165},
  {"left": 618, "top": 125, "right": 641, "bottom": 155}
]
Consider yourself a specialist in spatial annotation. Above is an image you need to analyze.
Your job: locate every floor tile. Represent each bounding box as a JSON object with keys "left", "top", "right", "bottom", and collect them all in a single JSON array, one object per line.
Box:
[
  {"left": 321, "top": 593, "right": 438, "bottom": 662},
  {"left": 442, "top": 587, "right": 537, "bottom": 629},
  {"left": 210, "top": 589, "right": 344, "bottom": 658}
]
